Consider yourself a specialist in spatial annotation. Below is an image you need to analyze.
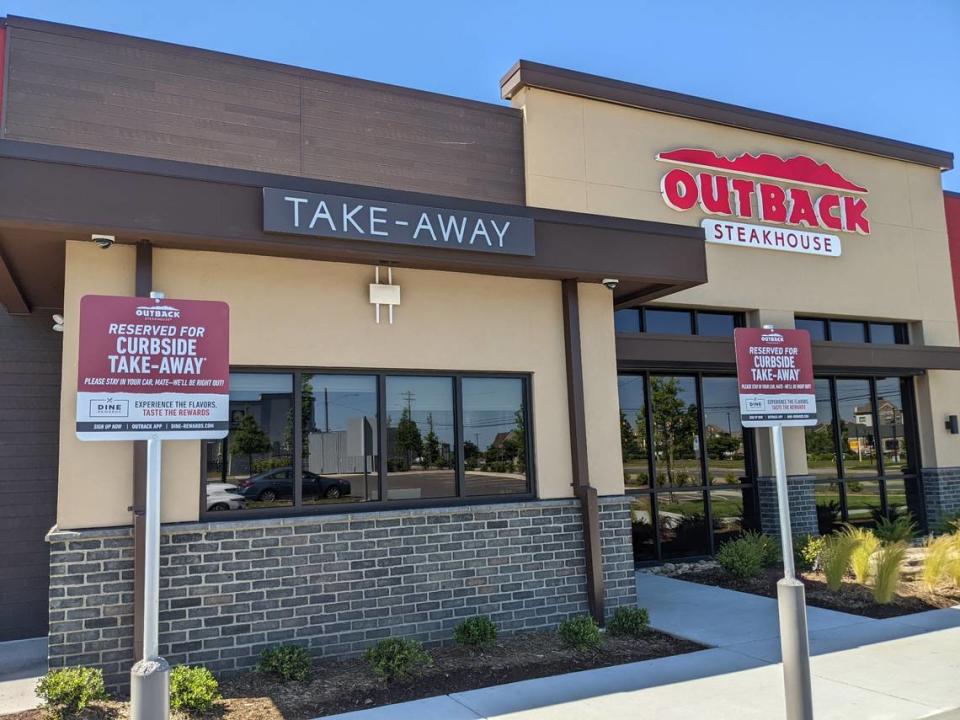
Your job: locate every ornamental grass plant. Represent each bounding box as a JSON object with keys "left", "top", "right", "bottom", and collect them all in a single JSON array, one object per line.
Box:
[
  {"left": 922, "top": 534, "right": 958, "bottom": 590},
  {"left": 842, "top": 525, "right": 880, "bottom": 584},
  {"left": 820, "top": 532, "right": 859, "bottom": 591},
  {"left": 872, "top": 542, "right": 908, "bottom": 604}
]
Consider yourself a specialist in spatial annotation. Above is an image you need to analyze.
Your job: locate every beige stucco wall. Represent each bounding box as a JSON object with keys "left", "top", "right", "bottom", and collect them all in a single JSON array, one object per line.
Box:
[
  {"left": 514, "top": 85, "right": 960, "bottom": 470},
  {"left": 57, "top": 242, "right": 623, "bottom": 529}
]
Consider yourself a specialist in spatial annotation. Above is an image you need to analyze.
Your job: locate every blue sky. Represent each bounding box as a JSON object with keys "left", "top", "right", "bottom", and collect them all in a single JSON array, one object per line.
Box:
[{"left": 3, "top": 0, "right": 958, "bottom": 190}]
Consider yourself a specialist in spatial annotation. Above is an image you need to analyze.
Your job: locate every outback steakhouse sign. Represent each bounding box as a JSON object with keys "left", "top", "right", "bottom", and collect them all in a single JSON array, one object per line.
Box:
[
  {"left": 734, "top": 328, "right": 816, "bottom": 427},
  {"left": 76, "top": 295, "right": 230, "bottom": 441},
  {"left": 658, "top": 148, "right": 871, "bottom": 258}
]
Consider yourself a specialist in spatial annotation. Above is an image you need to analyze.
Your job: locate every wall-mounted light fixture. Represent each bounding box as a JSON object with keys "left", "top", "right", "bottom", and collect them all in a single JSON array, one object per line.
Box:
[
  {"left": 52, "top": 313, "right": 64, "bottom": 333},
  {"left": 946, "top": 415, "right": 959, "bottom": 435},
  {"left": 370, "top": 266, "right": 400, "bottom": 324}
]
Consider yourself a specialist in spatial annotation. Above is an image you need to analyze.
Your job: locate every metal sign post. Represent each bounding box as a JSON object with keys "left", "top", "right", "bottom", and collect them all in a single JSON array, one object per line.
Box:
[
  {"left": 770, "top": 424, "right": 814, "bottom": 720},
  {"left": 75, "top": 291, "right": 230, "bottom": 720},
  {"left": 130, "top": 435, "right": 170, "bottom": 720},
  {"left": 734, "top": 325, "right": 816, "bottom": 720}
]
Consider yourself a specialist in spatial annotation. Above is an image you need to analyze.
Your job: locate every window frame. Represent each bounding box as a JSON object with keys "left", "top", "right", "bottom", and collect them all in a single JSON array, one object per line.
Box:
[
  {"left": 613, "top": 307, "right": 745, "bottom": 337},
  {"left": 795, "top": 316, "right": 909, "bottom": 345},
  {"left": 809, "top": 374, "right": 922, "bottom": 528},
  {"left": 618, "top": 370, "right": 759, "bottom": 562},
  {"left": 199, "top": 367, "right": 537, "bottom": 521}
]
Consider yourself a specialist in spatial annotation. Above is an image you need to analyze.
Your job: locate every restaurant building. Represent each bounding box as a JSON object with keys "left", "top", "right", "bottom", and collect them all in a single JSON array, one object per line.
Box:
[{"left": 0, "top": 16, "right": 958, "bottom": 690}]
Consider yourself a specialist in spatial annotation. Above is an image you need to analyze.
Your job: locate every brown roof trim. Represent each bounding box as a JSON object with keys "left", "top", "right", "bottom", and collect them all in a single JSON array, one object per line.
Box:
[
  {"left": 615, "top": 333, "right": 960, "bottom": 374},
  {"left": 5, "top": 15, "right": 519, "bottom": 119},
  {"left": 0, "top": 139, "right": 707, "bottom": 305},
  {"left": 501, "top": 60, "right": 954, "bottom": 171}
]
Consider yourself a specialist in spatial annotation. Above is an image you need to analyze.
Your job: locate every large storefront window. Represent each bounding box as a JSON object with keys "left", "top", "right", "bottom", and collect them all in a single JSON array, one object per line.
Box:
[
  {"left": 618, "top": 372, "right": 758, "bottom": 562},
  {"left": 203, "top": 371, "right": 533, "bottom": 517},
  {"left": 805, "top": 376, "right": 921, "bottom": 532}
]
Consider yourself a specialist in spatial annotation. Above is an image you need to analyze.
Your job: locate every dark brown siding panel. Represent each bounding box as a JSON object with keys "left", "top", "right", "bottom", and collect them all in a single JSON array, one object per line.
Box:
[
  {"left": 2, "top": 18, "right": 526, "bottom": 204},
  {"left": 300, "top": 75, "right": 524, "bottom": 203},
  {"left": 0, "top": 309, "right": 61, "bottom": 641},
  {"left": 4, "top": 27, "right": 302, "bottom": 175}
]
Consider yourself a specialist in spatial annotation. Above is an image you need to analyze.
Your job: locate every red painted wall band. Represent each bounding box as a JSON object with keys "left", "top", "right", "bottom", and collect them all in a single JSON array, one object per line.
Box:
[{"left": 945, "top": 193, "right": 960, "bottom": 327}]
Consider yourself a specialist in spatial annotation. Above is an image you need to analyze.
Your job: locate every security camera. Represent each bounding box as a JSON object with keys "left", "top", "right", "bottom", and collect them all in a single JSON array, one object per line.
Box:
[
  {"left": 602, "top": 278, "right": 619, "bottom": 290},
  {"left": 92, "top": 234, "right": 115, "bottom": 249}
]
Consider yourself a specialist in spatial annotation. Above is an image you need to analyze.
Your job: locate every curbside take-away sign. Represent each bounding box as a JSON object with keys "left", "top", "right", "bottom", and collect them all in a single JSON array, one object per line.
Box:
[
  {"left": 76, "top": 295, "right": 230, "bottom": 441},
  {"left": 734, "top": 328, "right": 817, "bottom": 427}
]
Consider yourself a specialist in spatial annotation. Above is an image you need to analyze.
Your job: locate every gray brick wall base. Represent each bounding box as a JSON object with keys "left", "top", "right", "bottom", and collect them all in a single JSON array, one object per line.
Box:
[
  {"left": 922, "top": 467, "right": 960, "bottom": 530},
  {"left": 756, "top": 474, "right": 818, "bottom": 537},
  {"left": 47, "top": 496, "right": 636, "bottom": 692}
]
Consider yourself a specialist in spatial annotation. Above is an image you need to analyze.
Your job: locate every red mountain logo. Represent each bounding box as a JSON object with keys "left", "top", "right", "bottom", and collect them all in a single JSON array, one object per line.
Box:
[{"left": 656, "top": 149, "right": 868, "bottom": 194}]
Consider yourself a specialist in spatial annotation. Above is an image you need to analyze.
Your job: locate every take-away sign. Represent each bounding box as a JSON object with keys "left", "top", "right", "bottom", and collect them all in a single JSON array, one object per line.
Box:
[
  {"left": 76, "top": 295, "right": 230, "bottom": 441},
  {"left": 734, "top": 327, "right": 816, "bottom": 427}
]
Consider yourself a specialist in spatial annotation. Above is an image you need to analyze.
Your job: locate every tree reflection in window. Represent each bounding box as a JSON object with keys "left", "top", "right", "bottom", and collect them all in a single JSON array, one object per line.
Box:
[
  {"left": 463, "top": 377, "right": 529, "bottom": 496},
  {"left": 650, "top": 376, "right": 701, "bottom": 488}
]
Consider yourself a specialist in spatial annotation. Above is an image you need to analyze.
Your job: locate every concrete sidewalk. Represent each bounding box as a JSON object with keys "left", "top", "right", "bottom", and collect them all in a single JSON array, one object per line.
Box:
[
  {"left": 320, "top": 574, "right": 960, "bottom": 720},
  {"left": 0, "top": 637, "right": 46, "bottom": 715}
]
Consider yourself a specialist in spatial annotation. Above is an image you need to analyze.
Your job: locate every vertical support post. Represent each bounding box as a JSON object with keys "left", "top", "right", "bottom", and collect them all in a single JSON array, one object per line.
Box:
[
  {"left": 561, "top": 279, "right": 605, "bottom": 625},
  {"left": 142, "top": 438, "right": 162, "bottom": 661},
  {"left": 133, "top": 240, "right": 152, "bottom": 660},
  {"left": 771, "top": 424, "right": 813, "bottom": 720}
]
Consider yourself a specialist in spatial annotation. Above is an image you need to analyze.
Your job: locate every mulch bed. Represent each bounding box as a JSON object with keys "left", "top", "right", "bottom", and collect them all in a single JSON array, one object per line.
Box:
[
  {"left": 2, "top": 629, "right": 703, "bottom": 720},
  {"left": 674, "top": 567, "right": 960, "bottom": 619}
]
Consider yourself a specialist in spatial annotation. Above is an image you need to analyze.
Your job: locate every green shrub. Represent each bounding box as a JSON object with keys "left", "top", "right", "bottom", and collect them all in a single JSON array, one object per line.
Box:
[
  {"left": 36, "top": 667, "right": 107, "bottom": 717},
  {"left": 742, "top": 530, "right": 780, "bottom": 567},
  {"left": 170, "top": 665, "right": 220, "bottom": 715},
  {"left": 794, "top": 534, "right": 825, "bottom": 572},
  {"left": 256, "top": 644, "right": 313, "bottom": 682},
  {"left": 873, "top": 542, "right": 908, "bottom": 604},
  {"left": 606, "top": 606, "right": 650, "bottom": 638},
  {"left": 821, "top": 533, "right": 859, "bottom": 590},
  {"left": 922, "top": 534, "right": 958, "bottom": 589},
  {"left": 364, "top": 638, "right": 432, "bottom": 682},
  {"left": 873, "top": 513, "right": 917, "bottom": 544},
  {"left": 842, "top": 525, "right": 880, "bottom": 584},
  {"left": 558, "top": 615, "right": 602, "bottom": 651},
  {"left": 453, "top": 616, "right": 498, "bottom": 649},
  {"left": 716, "top": 537, "right": 766, "bottom": 579},
  {"left": 934, "top": 509, "right": 960, "bottom": 535}
]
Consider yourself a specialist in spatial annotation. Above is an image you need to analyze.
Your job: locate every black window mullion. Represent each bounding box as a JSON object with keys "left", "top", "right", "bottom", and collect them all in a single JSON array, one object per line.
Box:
[
  {"left": 692, "top": 310, "right": 700, "bottom": 336},
  {"left": 828, "top": 377, "right": 848, "bottom": 520},
  {"left": 377, "top": 374, "right": 387, "bottom": 502},
  {"left": 644, "top": 373, "right": 657, "bottom": 489},
  {"left": 642, "top": 373, "right": 662, "bottom": 561},
  {"left": 870, "top": 378, "right": 889, "bottom": 517},
  {"left": 454, "top": 376, "right": 465, "bottom": 498},
  {"left": 864, "top": 322, "right": 873, "bottom": 344},
  {"left": 293, "top": 371, "right": 303, "bottom": 507},
  {"left": 522, "top": 377, "right": 535, "bottom": 495},
  {"left": 695, "top": 374, "right": 714, "bottom": 554}
]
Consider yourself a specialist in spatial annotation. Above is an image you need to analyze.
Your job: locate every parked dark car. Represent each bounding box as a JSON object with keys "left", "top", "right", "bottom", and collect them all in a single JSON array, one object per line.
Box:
[{"left": 237, "top": 467, "right": 352, "bottom": 502}]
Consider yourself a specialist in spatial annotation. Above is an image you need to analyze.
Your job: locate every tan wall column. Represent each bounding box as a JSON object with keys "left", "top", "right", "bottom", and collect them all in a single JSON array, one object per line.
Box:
[
  {"left": 57, "top": 241, "right": 137, "bottom": 529},
  {"left": 915, "top": 370, "right": 960, "bottom": 468},
  {"left": 578, "top": 282, "right": 625, "bottom": 495},
  {"left": 749, "top": 309, "right": 809, "bottom": 477}
]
